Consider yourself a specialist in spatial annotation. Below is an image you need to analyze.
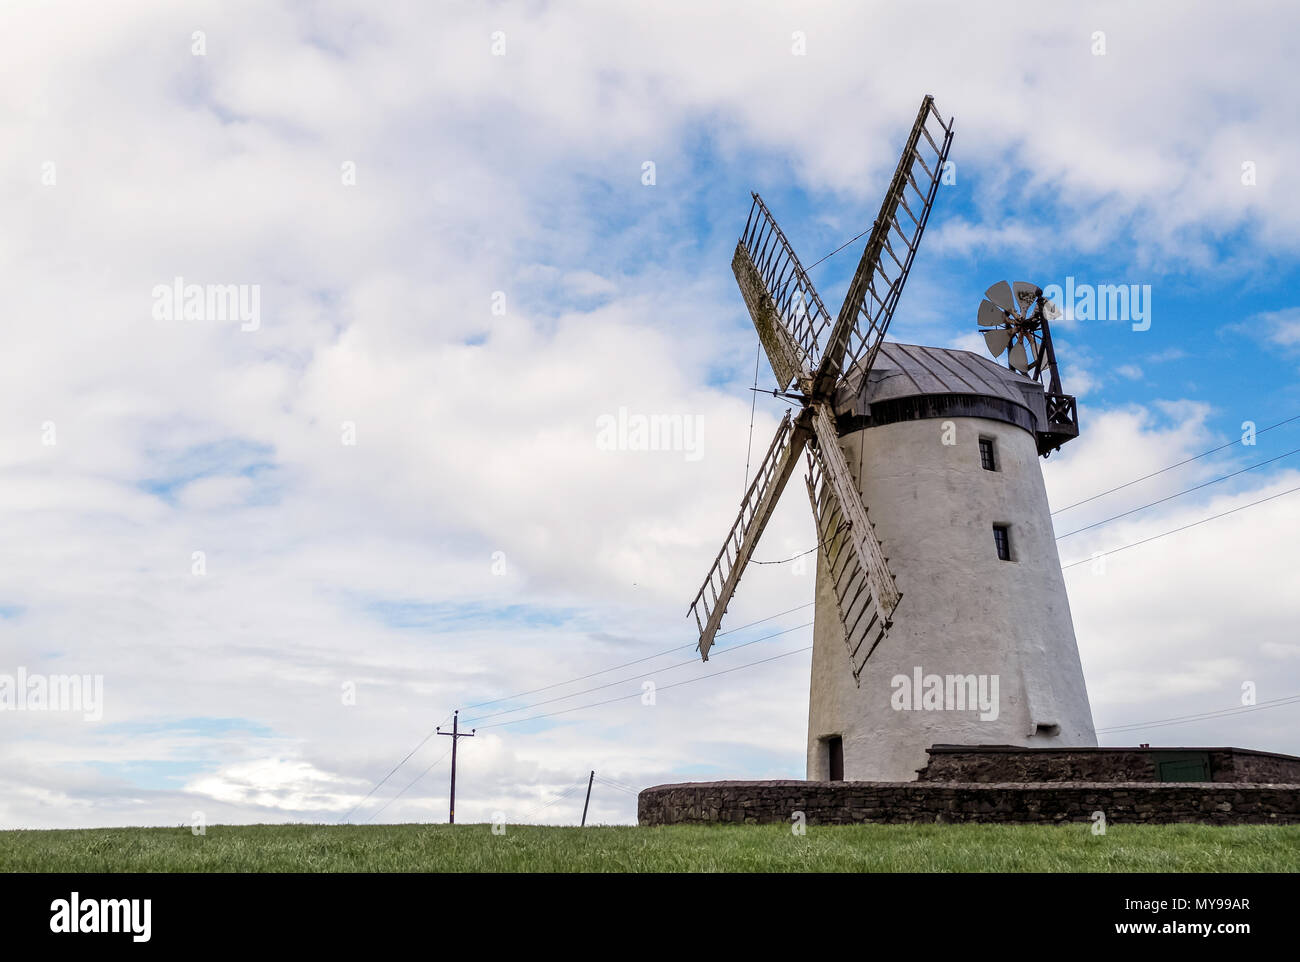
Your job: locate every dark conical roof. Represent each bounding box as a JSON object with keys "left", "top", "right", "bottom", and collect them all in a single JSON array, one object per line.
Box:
[
  {"left": 832, "top": 341, "right": 1053, "bottom": 439},
  {"left": 845, "top": 342, "right": 1041, "bottom": 407}
]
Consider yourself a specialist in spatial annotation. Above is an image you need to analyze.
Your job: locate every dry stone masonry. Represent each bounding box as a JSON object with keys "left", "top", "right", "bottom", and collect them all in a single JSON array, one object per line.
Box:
[{"left": 638, "top": 747, "right": 1300, "bottom": 826}]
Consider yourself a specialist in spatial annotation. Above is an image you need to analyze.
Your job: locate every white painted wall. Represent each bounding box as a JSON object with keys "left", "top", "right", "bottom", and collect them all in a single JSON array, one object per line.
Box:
[{"left": 805, "top": 415, "right": 1097, "bottom": 781}]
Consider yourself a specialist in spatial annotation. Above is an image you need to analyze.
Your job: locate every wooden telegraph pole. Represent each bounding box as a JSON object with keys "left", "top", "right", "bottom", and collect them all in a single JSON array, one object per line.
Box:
[
  {"left": 436, "top": 710, "right": 475, "bottom": 824},
  {"left": 581, "top": 770, "right": 595, "bottom": 826}
]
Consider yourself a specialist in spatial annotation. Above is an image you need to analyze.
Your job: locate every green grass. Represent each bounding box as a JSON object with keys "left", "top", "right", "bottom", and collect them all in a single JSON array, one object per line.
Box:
[{"left": 2, "top": 822, "right": 1298, "bottom": 872}]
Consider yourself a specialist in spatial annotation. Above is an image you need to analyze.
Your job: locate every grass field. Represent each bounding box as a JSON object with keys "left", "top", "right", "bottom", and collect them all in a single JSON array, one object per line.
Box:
[{"left": 2, "top": 822, "right": 1298, "bottom": 872}]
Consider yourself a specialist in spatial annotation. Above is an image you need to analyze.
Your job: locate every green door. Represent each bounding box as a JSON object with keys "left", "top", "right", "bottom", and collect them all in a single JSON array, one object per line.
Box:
[{"left": 1154, "top": 751, "right": 1211, "bottom": 782}]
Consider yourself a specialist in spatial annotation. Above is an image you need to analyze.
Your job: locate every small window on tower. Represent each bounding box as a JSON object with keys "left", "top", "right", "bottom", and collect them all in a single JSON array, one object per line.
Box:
[
  {"left": 993, "top": 524, "right": 1012, "bottom": 561},
  {"left": 979, "top": 437, "right": 997, "bottom": 471}
]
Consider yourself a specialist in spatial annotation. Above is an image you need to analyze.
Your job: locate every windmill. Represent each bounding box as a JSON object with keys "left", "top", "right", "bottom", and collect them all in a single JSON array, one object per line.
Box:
[{"left": 688, "top": 95, "right": 1097, "bottom": 781}]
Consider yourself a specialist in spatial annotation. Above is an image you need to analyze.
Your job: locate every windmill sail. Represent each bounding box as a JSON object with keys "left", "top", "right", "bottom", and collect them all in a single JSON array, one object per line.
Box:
[
  {"left": 688, "top": 410, "right": 809, "bottom": 659},
  {"left": 733, "top": 194, "right": 830, "bottom": 389},
  {"left": 815, "top": 96, "right": 954, "bottom": 393},
  {"left": 809, "top": 407, "right": 900, "bottom": 613},
  {"left": 805, "top": 460, "right": 889, "bottom": 684}
]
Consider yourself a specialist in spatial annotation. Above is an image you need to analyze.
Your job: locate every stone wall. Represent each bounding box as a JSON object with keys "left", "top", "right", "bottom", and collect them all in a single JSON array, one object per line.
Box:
[
  {"left": 637, "top": 779, "right": 1300, "bottom": 826},
  {"left": 1212, "top": 749, "right": 1300, "bottom": 783},
  {"left": 916, "top": 745, "right": 1300, "bottom": 784}
]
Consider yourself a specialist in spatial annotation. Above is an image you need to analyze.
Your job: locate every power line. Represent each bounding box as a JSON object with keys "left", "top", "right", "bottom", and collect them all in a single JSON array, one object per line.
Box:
[
  {"left": 1061, "top": 482, "right": 1300, "bottom": 570},
  {"left": 756, "top": 449, "right": 1300, "bottom": 570},
  {"left": 342, "top": 606, "right": 816, "bottom": 814},
  {"left": 336, "top": 417, "right": 1300, "bottom": 818},
  {"left": 338, "top": 712, "right": 451, "bottom": 823},
  {"left": 350, "top": 436, "right": 1300, "bottom": 808},
  {"left": 740, "top": 412, "right": 1300, "bottom": 563},
  {"left": 716, "top": 602, "right": 814, "bottom": 634},
  {"left": 1096, "top": 693, "right": 1300, "bottom": 734},
  {"left": 461, "top": 621, "right": 811, "bottom": 726},
  {"left": 607, "top": 784, "right": 639, "bottom": 795},
  {"left": 465, "top": 600, "right": 811, "bottom": 712},
  {"left": 364, "top": 746, "right": 452, "bottom": 824},
  {"left": 346, "top": 420, "right": 1300, "bottom": 807},
  {"left": 1052, "top": 412, "right": 1300, "bottom": 515},
  {"left": 519, "top": 787, "right": 582, "bottom": 822},
  {"left": 457, "top": 480, "right": 1299, "bottom": 737},
  {"left": 475, "top": 643, "right": 813, "bottom": 731},
  {"left": 375, "top": 692, "right": 1299, "bottom": 819},
  {"left": 593, "top": 776, "right": 638, "bottom": 797},
  {"left": 346, "top": 476, "right": 1297, "bottom": 811},
  {"left": 351, "top": 475, "right": 1299, "bottom": 805},
  {"left": 462, "top": 603, "right": 814, "bottom": 711},
  {"left": 462, "top": 618, "right": 806, "bottom": 722},
  {"left": 594, "top": 773, "right": 641, "bottom": 792},
  {"left": 1055, "top": 444, "right": 1300, "bottom": 541},
  {"left": 368, "top": 691, "right": 1298, "bottom": 823},
  {"left": 518, "top": 777, "right": 590, "bottom": 822}
]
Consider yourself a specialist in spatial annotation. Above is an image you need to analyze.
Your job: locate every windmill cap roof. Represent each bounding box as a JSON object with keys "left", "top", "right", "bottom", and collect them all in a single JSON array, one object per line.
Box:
[
  {"left": 841, "top": 341, "right": 1043, "bottom": 409},
  {"left": 830, "top": 341, "right": 1078, "bottom": 453}
]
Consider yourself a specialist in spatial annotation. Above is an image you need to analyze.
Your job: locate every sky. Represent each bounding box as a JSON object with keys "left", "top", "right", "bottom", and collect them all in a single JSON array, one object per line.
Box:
[{"left": 2, "top": 0, "right": 1299, "bottom": 829}]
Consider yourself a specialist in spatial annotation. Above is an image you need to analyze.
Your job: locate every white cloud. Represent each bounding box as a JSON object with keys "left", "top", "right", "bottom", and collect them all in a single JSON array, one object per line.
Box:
[
  {"left": 189, "top": 759, "right": 356, "bottom": 812},
  {"left": 1254, "top": 307, "right": 1300, "bottom": 349},
  {"left": 2, "top": 1, "right": 1298, "bottom": 829}
]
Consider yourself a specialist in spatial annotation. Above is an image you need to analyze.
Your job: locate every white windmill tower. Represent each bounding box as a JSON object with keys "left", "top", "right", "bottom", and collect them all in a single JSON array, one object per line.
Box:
[{"left": 688, "top": 95, "right": 1097, "bottom": 782}]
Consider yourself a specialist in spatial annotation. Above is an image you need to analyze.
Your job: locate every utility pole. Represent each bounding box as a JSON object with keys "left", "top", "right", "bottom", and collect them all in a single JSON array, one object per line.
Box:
[
  {"left": 436, "top": 710, "right": 475, "bottom": 824},
  {"left": 581, "top": 770, "right": 595, "bottom": 827}
]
